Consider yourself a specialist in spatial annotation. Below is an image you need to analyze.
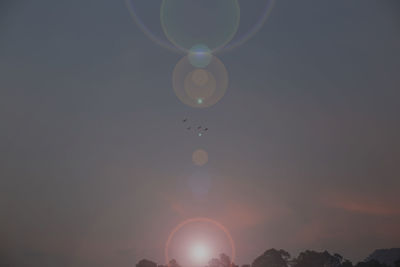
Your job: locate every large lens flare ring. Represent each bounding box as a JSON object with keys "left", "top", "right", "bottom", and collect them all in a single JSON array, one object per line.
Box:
[
  {"left": 160, "top": 0, "right": 241, "bottom": 52},
  {"left": 217, "top": 0, "right": 275, "bottom": 54},
  {"left": 165, "top": 217, "right": 236, "bottom": 267},
  {"left": 126, "top": 0, "right": 275, "bottom": 54}
]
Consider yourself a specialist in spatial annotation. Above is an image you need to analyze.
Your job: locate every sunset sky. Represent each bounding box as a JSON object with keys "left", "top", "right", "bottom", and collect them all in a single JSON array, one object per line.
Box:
[{"left": 1, "top": 1, "right": 399, "bottom": 266}]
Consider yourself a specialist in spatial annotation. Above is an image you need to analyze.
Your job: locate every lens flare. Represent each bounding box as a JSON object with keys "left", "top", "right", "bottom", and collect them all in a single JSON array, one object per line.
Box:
[
  {"left": 183, "top": 69, "right": 217, "bottom": 104},
  {"left": 190, "top": 242, "right": 210, "bottom": 264},
  {"left": 187, "top": 170, "right": 212, "bottom": 201},
  {"left": 160, "top": 0, "right": 240, "bottom": 52},
  {"left": 126, "top": 0, "right": 275, "bottom": 54},
  {"left": 165, "top": 218, "right": 236, "bottom": 267},
  {"left": 217, "top": 0, "right": 275, "bottom": 53},
  {"left": 189, "top": 44, "right": 212, "bottom": 68},
  {"left": 192, "top": 149, "right": 208, "bottom": 166},
  {"left": 173, "top": 54, "right": 228, "bottom": 108}
]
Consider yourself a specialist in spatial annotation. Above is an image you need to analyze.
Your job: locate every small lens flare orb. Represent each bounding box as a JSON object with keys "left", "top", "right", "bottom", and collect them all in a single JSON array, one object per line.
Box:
[
  {"left": 192, "top": 149, "right": 208, "bottom": 166},
  {"left": 192, "top": 69, "right": 209, "bottom": 87},
  {"left": 189, "top": 44, "right": 212, "bottom": 68},
  {"left": 173, "top": 54, "right": 228, "bottom": 108},
  {"left": 190, "top": 243, "right": 210, "bottom": 264},
  {"left": 184, "top": 69, "right": 217, "bottom": 105}
]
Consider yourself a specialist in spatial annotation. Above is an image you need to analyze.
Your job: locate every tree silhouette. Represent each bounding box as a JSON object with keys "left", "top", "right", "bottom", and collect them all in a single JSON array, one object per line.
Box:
[
  {"left": 207, "top": 253, "right": 238, "bottom": 267},
  {"left": 354, "top": 260, "right": 388, "bottom": 267},
  {"left": 169, "top": 259, "right": 181, "bottom": 267},
  {"left": 252, "top": 249, "right": 290, "bottom": 267},
  {"left": 341, "top": 260, "right": 353, "bottom": 267},
  {"left": 135, "top": 248, "right": 400, "bottom": 267},
  {"left": 292, "top": 250, "right": 345, "bottom": 267},
  {"left": 137, "top": 259, "right": 157, "bottom": 267}
]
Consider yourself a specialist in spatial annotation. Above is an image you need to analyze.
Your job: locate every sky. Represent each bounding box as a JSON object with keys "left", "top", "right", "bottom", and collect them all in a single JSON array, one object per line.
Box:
[{"left": 1, "top": 0, "right": 400, "bottom": 266}]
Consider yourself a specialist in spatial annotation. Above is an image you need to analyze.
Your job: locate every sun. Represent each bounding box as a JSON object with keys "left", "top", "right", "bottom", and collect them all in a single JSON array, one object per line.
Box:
[
  {"left": 165, "top": 218, "right": 236, "bottom": 267},
  {"left": 190, "top": 242, "right": 211, "bottom": 264}
]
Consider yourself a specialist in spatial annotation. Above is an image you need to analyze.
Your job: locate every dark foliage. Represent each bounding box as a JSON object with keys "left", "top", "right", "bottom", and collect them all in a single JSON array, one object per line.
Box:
[
  {"left": 355, "top": 260, "right": 389, "bottom": 267},
  {"left": 135, "top": 248, "right": 400, "bottom": 267},
  {"left": 137, "top": 259, "right": 157, "bottom": 267},
  {"left": 366, "top": 249, "right": 400, "bottom": 267},
  {"left": 207, "top": 253, "right": 238, "bottom": 267},
  {"left": 292, "top": 250, "right": 341, "bottom": 267},
  {"left": 251, "top": 249, "right": 290, "bottom": 267}
]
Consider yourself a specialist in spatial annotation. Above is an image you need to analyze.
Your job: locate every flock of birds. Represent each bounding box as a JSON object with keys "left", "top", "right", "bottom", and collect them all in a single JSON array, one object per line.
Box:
[{"left": 182, "top": 118, "right": 208, "bottom": 136}]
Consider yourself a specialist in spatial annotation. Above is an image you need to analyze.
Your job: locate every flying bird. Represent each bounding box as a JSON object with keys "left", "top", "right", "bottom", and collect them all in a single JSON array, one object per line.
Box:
[{"left": 181, "top": 119, "right": 208, "bottom": 135}]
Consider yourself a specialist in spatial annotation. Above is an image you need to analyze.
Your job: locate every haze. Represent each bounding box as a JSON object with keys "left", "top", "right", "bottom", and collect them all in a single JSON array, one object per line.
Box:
[{"left": 0, "top": 1, "right": 399, "bottom": 267}]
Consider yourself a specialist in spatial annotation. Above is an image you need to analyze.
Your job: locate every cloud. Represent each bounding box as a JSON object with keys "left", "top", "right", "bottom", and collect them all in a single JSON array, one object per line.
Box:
[
  {"left": 222, "top": 201, "right": 292, "bottom": 231},
  {"left": 325, "top": 195, "right": 400, "bottom": 216},
  {"left": 332, "top": 200, "right": 400, "bottom": 216}
]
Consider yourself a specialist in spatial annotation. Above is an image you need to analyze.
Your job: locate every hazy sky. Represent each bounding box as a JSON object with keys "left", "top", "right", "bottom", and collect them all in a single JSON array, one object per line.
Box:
[{"left": 1, "top": 1, "right": 400, "bottom": 266}]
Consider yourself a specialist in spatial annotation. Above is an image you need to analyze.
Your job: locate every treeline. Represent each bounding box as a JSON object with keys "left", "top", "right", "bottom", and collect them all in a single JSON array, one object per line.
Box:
[{"left": 136, "top": 249, "right": 400, "bottom": 267}]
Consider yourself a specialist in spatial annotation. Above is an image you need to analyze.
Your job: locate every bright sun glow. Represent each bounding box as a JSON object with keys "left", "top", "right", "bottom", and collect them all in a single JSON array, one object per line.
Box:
[{"left": 190, "top": 243, "right": 211, "bottom": 264}]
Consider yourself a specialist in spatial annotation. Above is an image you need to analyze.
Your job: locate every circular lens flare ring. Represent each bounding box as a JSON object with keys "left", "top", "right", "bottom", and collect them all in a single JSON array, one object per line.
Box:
[
  {"left": 126, "top": 0, "right": 275, "bottom": 54},
  {"left": 216, "top": 0, "right": 276, "bottom": 54},
  {"left": 173, "top": 54, "right": 228, "bottom": 108},
  {"left": 160, "top": 0, "right": 241, "bottom": 52},
  {"left": 165, "top": 217, "right": 236, "bottom": 267}
]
